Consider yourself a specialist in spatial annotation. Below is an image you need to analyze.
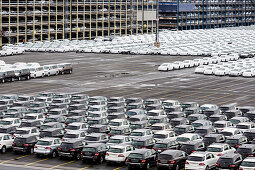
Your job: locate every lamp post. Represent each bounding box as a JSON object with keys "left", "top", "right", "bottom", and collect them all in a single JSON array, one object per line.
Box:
[{"left": 154, "top": 0, "right": 160, "bottom": 48}]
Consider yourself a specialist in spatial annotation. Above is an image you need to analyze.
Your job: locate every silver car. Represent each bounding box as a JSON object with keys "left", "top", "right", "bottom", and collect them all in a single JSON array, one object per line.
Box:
[{"left": 34, "top": 137, "right": 62, "bottom": 158}]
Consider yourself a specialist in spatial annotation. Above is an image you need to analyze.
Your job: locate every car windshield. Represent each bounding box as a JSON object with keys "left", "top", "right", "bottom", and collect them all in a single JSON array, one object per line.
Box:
[
  {"left": 218, "top": 158, "right": 234, "bottom": 164},
  {"left": 18, "top": 97, "right": 28, "bottom": 101},
  {"left": 214, "top": 123, "right": 225, "bottom": 128},
  {"left": 163, "top": 102, "right": 172, "bottom": 107},
  {"left": 236, "top": 125, "right": 249, "bottom": 129},
  {"left": 66, "top": 118, "right": 76, "bottom": 124},
  {"left": 151, "top": 126, "right": 163, "bottom": 130},
  {"left": 131, "top": 132, "right": 143, "bottom": 136},
  {"left": 181, "top": 144, "right": 196, "bottom": 150},
  {"left": 40, "top": 125, "right": 50, "bottom": 130},
  {"left": 7, "top": 109, "right": 18, "bottom": 113},
  {"left": 129, "top": 118, "right": 140, "bottom": 122},
  {"left": 108, "top": 139, "right": 122, "bottom": 144},
  {"left": 200, "top": 107, "right": 209, "bottom": 111},
  {"left": 161, "top": 64, "right": 168, "bottom": 66},
  {"left": 196, "top": 129, "right": 207, "bottom": 134},
  {"left": 64, "top": 134, "right": 78, "bottom": 138},
  {"left": 15, "top": 130, "right": 29, "bottom": 134},
  {"left": 5, "top": 114, "right": 16, "bottom": 118},
  {"left": 85, "top": 136, "right": 98, "bottom": 141},
  {"left": 66, "top": 125, "right": 79, "bottom": 130},
  {"left": 88, "top": 113, "right": 100, "bottom": 117},
  {"left": 241, "top": 161, "right": 255, "bottom": 167},
  {"left": 147, "top": 112, "right": 158, "bottom": 116},
  {"left": 109, "top": 148, "right": 124, "bottom": 153},
  {"left": 230, "top": 119, "right": 240, "bottom": 124},
  {"left": 133, "top": 141, "right": 144, "bottom": 146},
  {"left": 109, "top": 122, "right": 120, "bottom": 126},
  {"left": 177, "top": 137, "right": 189, "bottom": 142},
  {"left": 129, "top": 153, "right": 143, "bottom": 159},
  {"left": 52, "top": 100, "right": 63, "bottom": 103},
  {"left": 110, "top": 130, "right": 121, "bottom": 135},
  {"left": 204, "top": 137, "right": 217, "bottom": 143},
  {"left": 226, "top": 139, "right": 239, "bottom": 144},
  {"left": 126, "top": 111, "right": 137, "bottom": 116},
  {"left": 192, "top": 123, "right": 202, "bottom": 127},
  {"left": 130, "top": 124, "right": 142, "bottom": 129},
  {"left": 88, "top": 107, "right": 100, "bottom": 111},
  {"left": 174, "top": 127, "right": 186, "bottom": 132},
  {"left": 24, "top": 116, "right": 36, "bottom": 120},
  {"left": 30, "top": 103, "right": 41, "bottom": 107},
  {"left": 188, "top": 156, "right": 204, "bottom": 161},
  {"left": 37, "top": 140, "right": 52, "bottom": 146},
  {"left": 207, "top": 147, "right": 222, "bottom": 152},
  {"left": 237, "top": 148, "right": 252, "bottom": 153},
  {"left": 0, "top": 121, "right": 11, "bottom": 125},
  {"left": 29, "top": 68, "right": 35, "bottom": 71},
  {"left": 154, "top": 134, "right": 167, "bottom": 139},
  {"left": 221, "top": 132, "right": 233, "bottom": 136},
  {"left": 189, "top": 116, "right": 199, "bottom": 121},
  {"left": 83, "top": 147, "right": 96, "bottom": 152}
]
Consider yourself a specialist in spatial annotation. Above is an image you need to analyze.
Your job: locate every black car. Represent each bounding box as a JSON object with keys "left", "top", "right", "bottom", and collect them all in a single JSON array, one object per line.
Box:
[
  {"left": 152, "top": 139, "right": 180, "bottom": 153},
  {"left": 132, "top": 136, "right": 156, "bottom": 149},
  {"left": 226, "top": 135, "right": 248, "bottom": 149},
  {"left": 0, "top": 70, "right": 16, "bottom": 82},
  {"left": 126, "top": 149, "right": 157, "bottom": 170},
  {"left": 243, "top": 129, "right": 255, "bottom": 142},
  {"left": 225, "top": 110, "right": 242, "bottom": 120},
  {"left": 19, "top": 68, "right": 31, "bottom": 80},
  {"left": 203, "top": 134, "right": 226, "bottom": 146},
  {"left": 12, "top": 134, "right": 39, "bottom": 154},
  {"left": 216, "top": 153, "right": 242, "bottom": 170},
  {"left": 180, "top": 141, "right": 206, "bottom": 154},
  {"left": 81, "top": 143, "right": 108, "bottom": 163},
  {"left": 58, "top": 139, "right": 87, "bottom": 159},
  {"left": 173, "top": 125, "right": 195, "bottom": 135},
  {"left": 237, "top": 144, "right": 255, "bottom": 158},
  {"left": 157, "top": 150, "right": 188, "bottom": 170}
]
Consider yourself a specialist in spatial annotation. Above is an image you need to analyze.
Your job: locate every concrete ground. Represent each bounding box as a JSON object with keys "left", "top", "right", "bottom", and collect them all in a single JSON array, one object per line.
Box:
[{"left": 0, "top": 52, "right": 255, "bottom": 169}]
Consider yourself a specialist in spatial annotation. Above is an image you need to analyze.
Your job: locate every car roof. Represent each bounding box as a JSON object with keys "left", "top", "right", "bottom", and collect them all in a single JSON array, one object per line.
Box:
[
  {"left": 87, "top": 133, "right": 105, "bottom": 137},
  {"left": 178, "top": 133, "right": 197, "bottom": 138},
  {"left": 156, "top": 138, "right": 176, "bottom": 144},
  {"left": 238, "top": 144, "right": 255, "bottom": 148},
  {"left": 38, "top": 137, "right": 59, "bottom": 141},
  {"left": 189, "top": 151, "right": 207, "bottom": 157},
  {"left": 133, "top": 129, "right": 149, "bottom": 132},
  {"left": 109, "top": 144, "right": 130, "bottom": 149},
  {"left": 219, "top": 153, "right": 240, "bottom": 158},
  {"left": 154, "top": 130, "right": 171, "bottom": 134},
  {"left": 227, "top": 135, "right": 245, "bottom": 139},
  {"left": 16, "top": 134, "right": 38, "bottom": 138},
  {"left": 183, "top": 140, "right": 203, "bottom": 145},
  {"left": 243, "top": 157, "right": 255, "bottom": 162},
  {"left": 208, "top": 143, "right": 228, "bottom": 148},
  {"left": 160, "top": 150, "right": 183, "bottom": 156}
]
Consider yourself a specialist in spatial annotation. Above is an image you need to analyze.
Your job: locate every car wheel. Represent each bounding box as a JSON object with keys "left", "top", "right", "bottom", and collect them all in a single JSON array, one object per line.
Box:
[
  {"left": 48, "top": 73, "right": 50, "bottom": 77},
  {"left": 146, "top": 162, "right": 150, "bottom": 170},
  {"left": 30, "top": 148, "right": 34, "bottom": 154},
  {"left": 42, "top": 74, "right": 44, "bottom": 78},
  {"left": 99, "top": 156, "right": 104, "bottom": 164},
  {"left": 205, "top": 166, "right": 209, "bottom": 170},
  {"left": 52, "top": 151, "right": 57, "bottom": 158},
  {"left": 175, "top": 164, "right": 179, "bottom": 170},
  {"left": 18, "top": 77, "right": 21, "bottom": 81},
  {"left": 11, "top": 53, "right": 14, "bottom": 56},
  {"left": 69, "top": 70, "right": 72, "bottom": 74},
  {"left": 2, "top": 79, "right": 5, "bottom": 83},
  {"left": 61, "top": 71, "right": 64, "bottom": 75},
  {"left": 11, "top": 77, "right": 15, "bottom": 82},
  {"left": 1, "top": 146, "right": 6, "bottom": 153},
  {"left": 27, "top": 75, "right": 30, "bottom": 80}
]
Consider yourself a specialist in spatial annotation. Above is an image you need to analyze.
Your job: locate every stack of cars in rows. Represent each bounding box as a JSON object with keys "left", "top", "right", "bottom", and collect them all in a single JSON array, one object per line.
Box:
[
  {"left": 0, "top": 45, "right": 24, "bottom": 57},
  {"left": 158, "top": 53, "right": 239, "bottom": 71},
  {"left": 0, "top": 60, "right": 72, "bottom": 83},
  {"left": 196, "top": 57, "right": 255, "bottom": 77},
  {"left": 7, "top": 25, "right": 255, "bottom": 58},
  {"left": 1, "top": 94, "right": 255, "bottom": 169}
]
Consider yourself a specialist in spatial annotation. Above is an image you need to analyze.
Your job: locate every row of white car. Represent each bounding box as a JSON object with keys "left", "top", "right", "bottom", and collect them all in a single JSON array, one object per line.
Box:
[
  {"left": 195, "top": 57, "right": 255, "bottom": 77},
  {"left": 0, "top": 46, "right": 25, "bottom": 56},
  {"left": 0, "top": 60, "right": 72, "bottom": 83},
  {"left": 158, "top": 53, "right": 239, "bottom": 71},
  {"left": 3, "top": 25, "right": 255, "bottom": 57}
]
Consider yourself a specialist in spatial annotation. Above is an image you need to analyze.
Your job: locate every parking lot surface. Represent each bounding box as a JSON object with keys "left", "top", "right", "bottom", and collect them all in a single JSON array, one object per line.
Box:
[{"left": 1, "top": 52, "right": 255, "bottom": 170}]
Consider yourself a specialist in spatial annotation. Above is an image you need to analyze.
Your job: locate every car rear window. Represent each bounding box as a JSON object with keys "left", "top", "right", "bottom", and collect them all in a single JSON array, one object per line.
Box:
[
  {"left": 154, "top": 143, "right": 167, "bottom": 148},
  {"left": 187, "top": 156, "right": 204, "bottom": 161},
  {"left": 15, "top": 130, "right": 29, "bottom": 134},
  {"left": 109, "top": 148, "right": 124, "bottom": 153},
  {"left": 181, "top": 144, "right": 196, "bottom": 150},
  {"left": 66, "top": 125, "right": 79, "bottom": 130},
  {"left": 226, "top": 139, "right": 239, "bottom": 144},
  {"left": 133, "top": 141, "right": 144, "bottom": 146},
  {"left": 37, "top": 140, "right": 52, "bottom": 146},
  {"left": 218, "top": 158, "right": 234, "bottom": 164},
  {"left": 129, "top": 153, "right": 143, "bottom": 159},
  {"left": 241, "top": 161, "right": 255, "bottom": 167},
  {"left": 85, "top": 136, "right": 98, "bottom": 141},
  {"left": 14, "top": 137, "right": 27, "bottom": 144},
  {"left": 159, "top": 154, "right": 173, "bottom": 160},
  {"left": 82, "top": 147, "right": 96, "bottom": 152},
  {"left": 131, "top": 132, "right": 143, "bottom": 136},
  {"left": 237, "top": 147, "right": 252, "bottom": 153},
  {"left": 221, "top": 132, "right": 233, "bottom": 136},
  {"left": 64, "top": 134, "right": 78, "bottom": 138},
  {"left": 154, "top": 134, "right": 167, "bottom": 139}
]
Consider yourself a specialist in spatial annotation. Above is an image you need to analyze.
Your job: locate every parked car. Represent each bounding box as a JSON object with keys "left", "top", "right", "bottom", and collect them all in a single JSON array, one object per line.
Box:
[
  {"left": 58, "top": 139, "right": 87, "bottom": 159},
  {"left": 216, "top": 153, "right": 243, "bottom": 170},
  {"left": 180, "top": 141, "right": 206, "bottom": 154},
  {"left": 237, "top": 144, "right": 255, "bottom": 158},
  {"left": 185, "top": 152, "right": 218, "bottom": 170},
  {"left": 12, "top": 134, "right": 39, "bottom": 154},
  {"left": 0, "top": 133, "right": 14, "bottom": 153},
  {"left": 81, "top": 143, "right": 108, "bottom": 163},
  {"left": 34, "top": 137, "right": 62, "bottom": 158}
]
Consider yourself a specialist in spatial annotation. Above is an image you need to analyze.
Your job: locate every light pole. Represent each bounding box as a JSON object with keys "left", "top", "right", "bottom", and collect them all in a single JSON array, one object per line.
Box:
[{"left": 155, "top": 0, "right": 160, "bottom": 48}]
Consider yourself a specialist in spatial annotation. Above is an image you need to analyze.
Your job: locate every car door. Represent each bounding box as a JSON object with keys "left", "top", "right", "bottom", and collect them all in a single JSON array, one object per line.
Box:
[
  {"left": 3, "top": 134, "right": 13, "bottom": 148},
  {"left": 205, "top": 153, "right": 214, "bottom": 168}
]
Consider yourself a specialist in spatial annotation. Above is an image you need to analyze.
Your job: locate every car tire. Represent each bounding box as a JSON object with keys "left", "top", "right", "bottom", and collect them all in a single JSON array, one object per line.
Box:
[
  {"left": 42, "top": 74, "right": 44, "bottom": 78},
  {"left": 175, "top": 164, "right": 179, "bottom": 170},
  {"left": 205, "top": 166, "right": 209, "bottom": 170},
  {"left": 27, "top": 75, "right": 30, "bottom": 80},
  {"left": 11, "top": 77, "right": 15, "bottom": 82},
  {"left": 52, "top": 151, "right": 57, "bottom": 158},
  {"left": 18, "top": 77, "right": 21, "bottom": 81},
  {"left": 146, "top": 163, "right": 150, "bottom": 170},
  {"left": 1, "top": 146, "right": 6, "bottom": 153},
  {"left": 61, "top": 71, "right": 64, "bottom": 75},
  {"left": 48, "top": 73, "right": 50, "bottom": 77},
  {"left": 69, "top": 70, "right": 72, "bottom": 74},
  {"left": 2, "top": 79, "right": 5, "bottom": 83}
]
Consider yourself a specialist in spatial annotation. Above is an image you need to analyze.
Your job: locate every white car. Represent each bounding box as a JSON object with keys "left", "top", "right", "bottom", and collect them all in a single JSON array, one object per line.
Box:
[
  {"left": 193, "top": 59, "right": 204, "bottom": 66},
  {"left": 0, "top": 133, "right": 14, "bottom": 153},
  {"left": 211, "top": 56, "right": 221, "bottom": 64},
  {"left": 12, "top": 47, "right": 24, "bottom": 55},
  {"left": 105, "top": 144, "right": 135, "bottom": 163},
  {"left": 13, "top": 127, "right": 40, "bottom": 137},
  {"left": 162, "top": 100, "right": 181, "bottom": 107},
  {"left": 0, "top": 118, "right": 22, "bottom": 127},
  {"left": 214, "top": 68, "right": 229, "bottom": 76},
  {"left": 176, "top": 133, "right": 203, "bottom": 144},
  {"left": 213, "top": 121, "right": 233, "bottom": 132},
  {"left": 0, "top": 47, "right": 13, "bottom": 56},
  {"left": 158, "top": 63, "right": 174, "bottom": 71},
  {"left": 239, "top": 157, "right": 255, "bottom": 170},
  {"left": 200, "top": 104, "right": 218, "bottom": 112},
  {"left": 206, "top": 143, "right": 236, "bottom": 157},
  {"left": 65, "top": 122, "right": 89, "bottom": 133},
  {"left": 242, "top": 69, "right": 255, "bottom": 77},
  {"left": 185, "top": 152, "right": 218, "bottom": 170},
  {"left": 172, "top": 61, "right": 185, "bottom": 69},
  {"left": 107, "top": 135, "right": 133, "bottom": 146},
  {"left": 109, "top": 119, "right": 130, "bottom": 128},
  {"left": 62, "top": 131, "right": 86, "bottom": 141},
  {"left": 220, "top": 127, "right": 243, "bottom": 137},
  {"left": 203, "top": 67, "right": 215, "bottom": 75},
  {"left": 130, "top": 129, "right": 154, "bottom": 139},
  {"left": 43, "top": 64, "right": 59, "bottom": 76},
  {"left": 195, "top": 65, "right": 206, "bottom": 74},
  {"left": 229, "top": 68, "right": 243, "bottom": 76},
  {"left": 23, "top": 113, "right": 46, "bottom": 122},
  {"left": 29, "top": 66, "right": 45, "bottom": 78},
  {"left": 183, "top": 60, "right": 195, "bottom": 68}
]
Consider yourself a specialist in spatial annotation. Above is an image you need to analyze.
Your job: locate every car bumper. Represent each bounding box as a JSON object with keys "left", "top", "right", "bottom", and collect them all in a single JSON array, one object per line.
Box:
[
  {"left": 81, "top": 155, "right": 99, "bottom": 161},
  {"left": 127, "top": 163, "right": 145, "bottom": 169},
  {"left": 34, "top": 149, "right": 52, "bottom": 155},
  {"left": 58, "top": 152, "right": 74, "bottom": 157},
  {"left": 105, "top": 157, "right": 126, "bottom": 163},
  {"left": 13, "top": 147, "right": 27, "bottom": 152}
]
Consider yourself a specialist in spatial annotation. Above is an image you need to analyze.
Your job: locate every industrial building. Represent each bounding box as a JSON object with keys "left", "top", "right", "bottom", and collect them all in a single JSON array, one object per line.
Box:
[
  {"left": 0, "top": 0, "right": 156, "bottom": 44},
  {"left": 159, "top": 0, "right": 255, "bottom": 30}
]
